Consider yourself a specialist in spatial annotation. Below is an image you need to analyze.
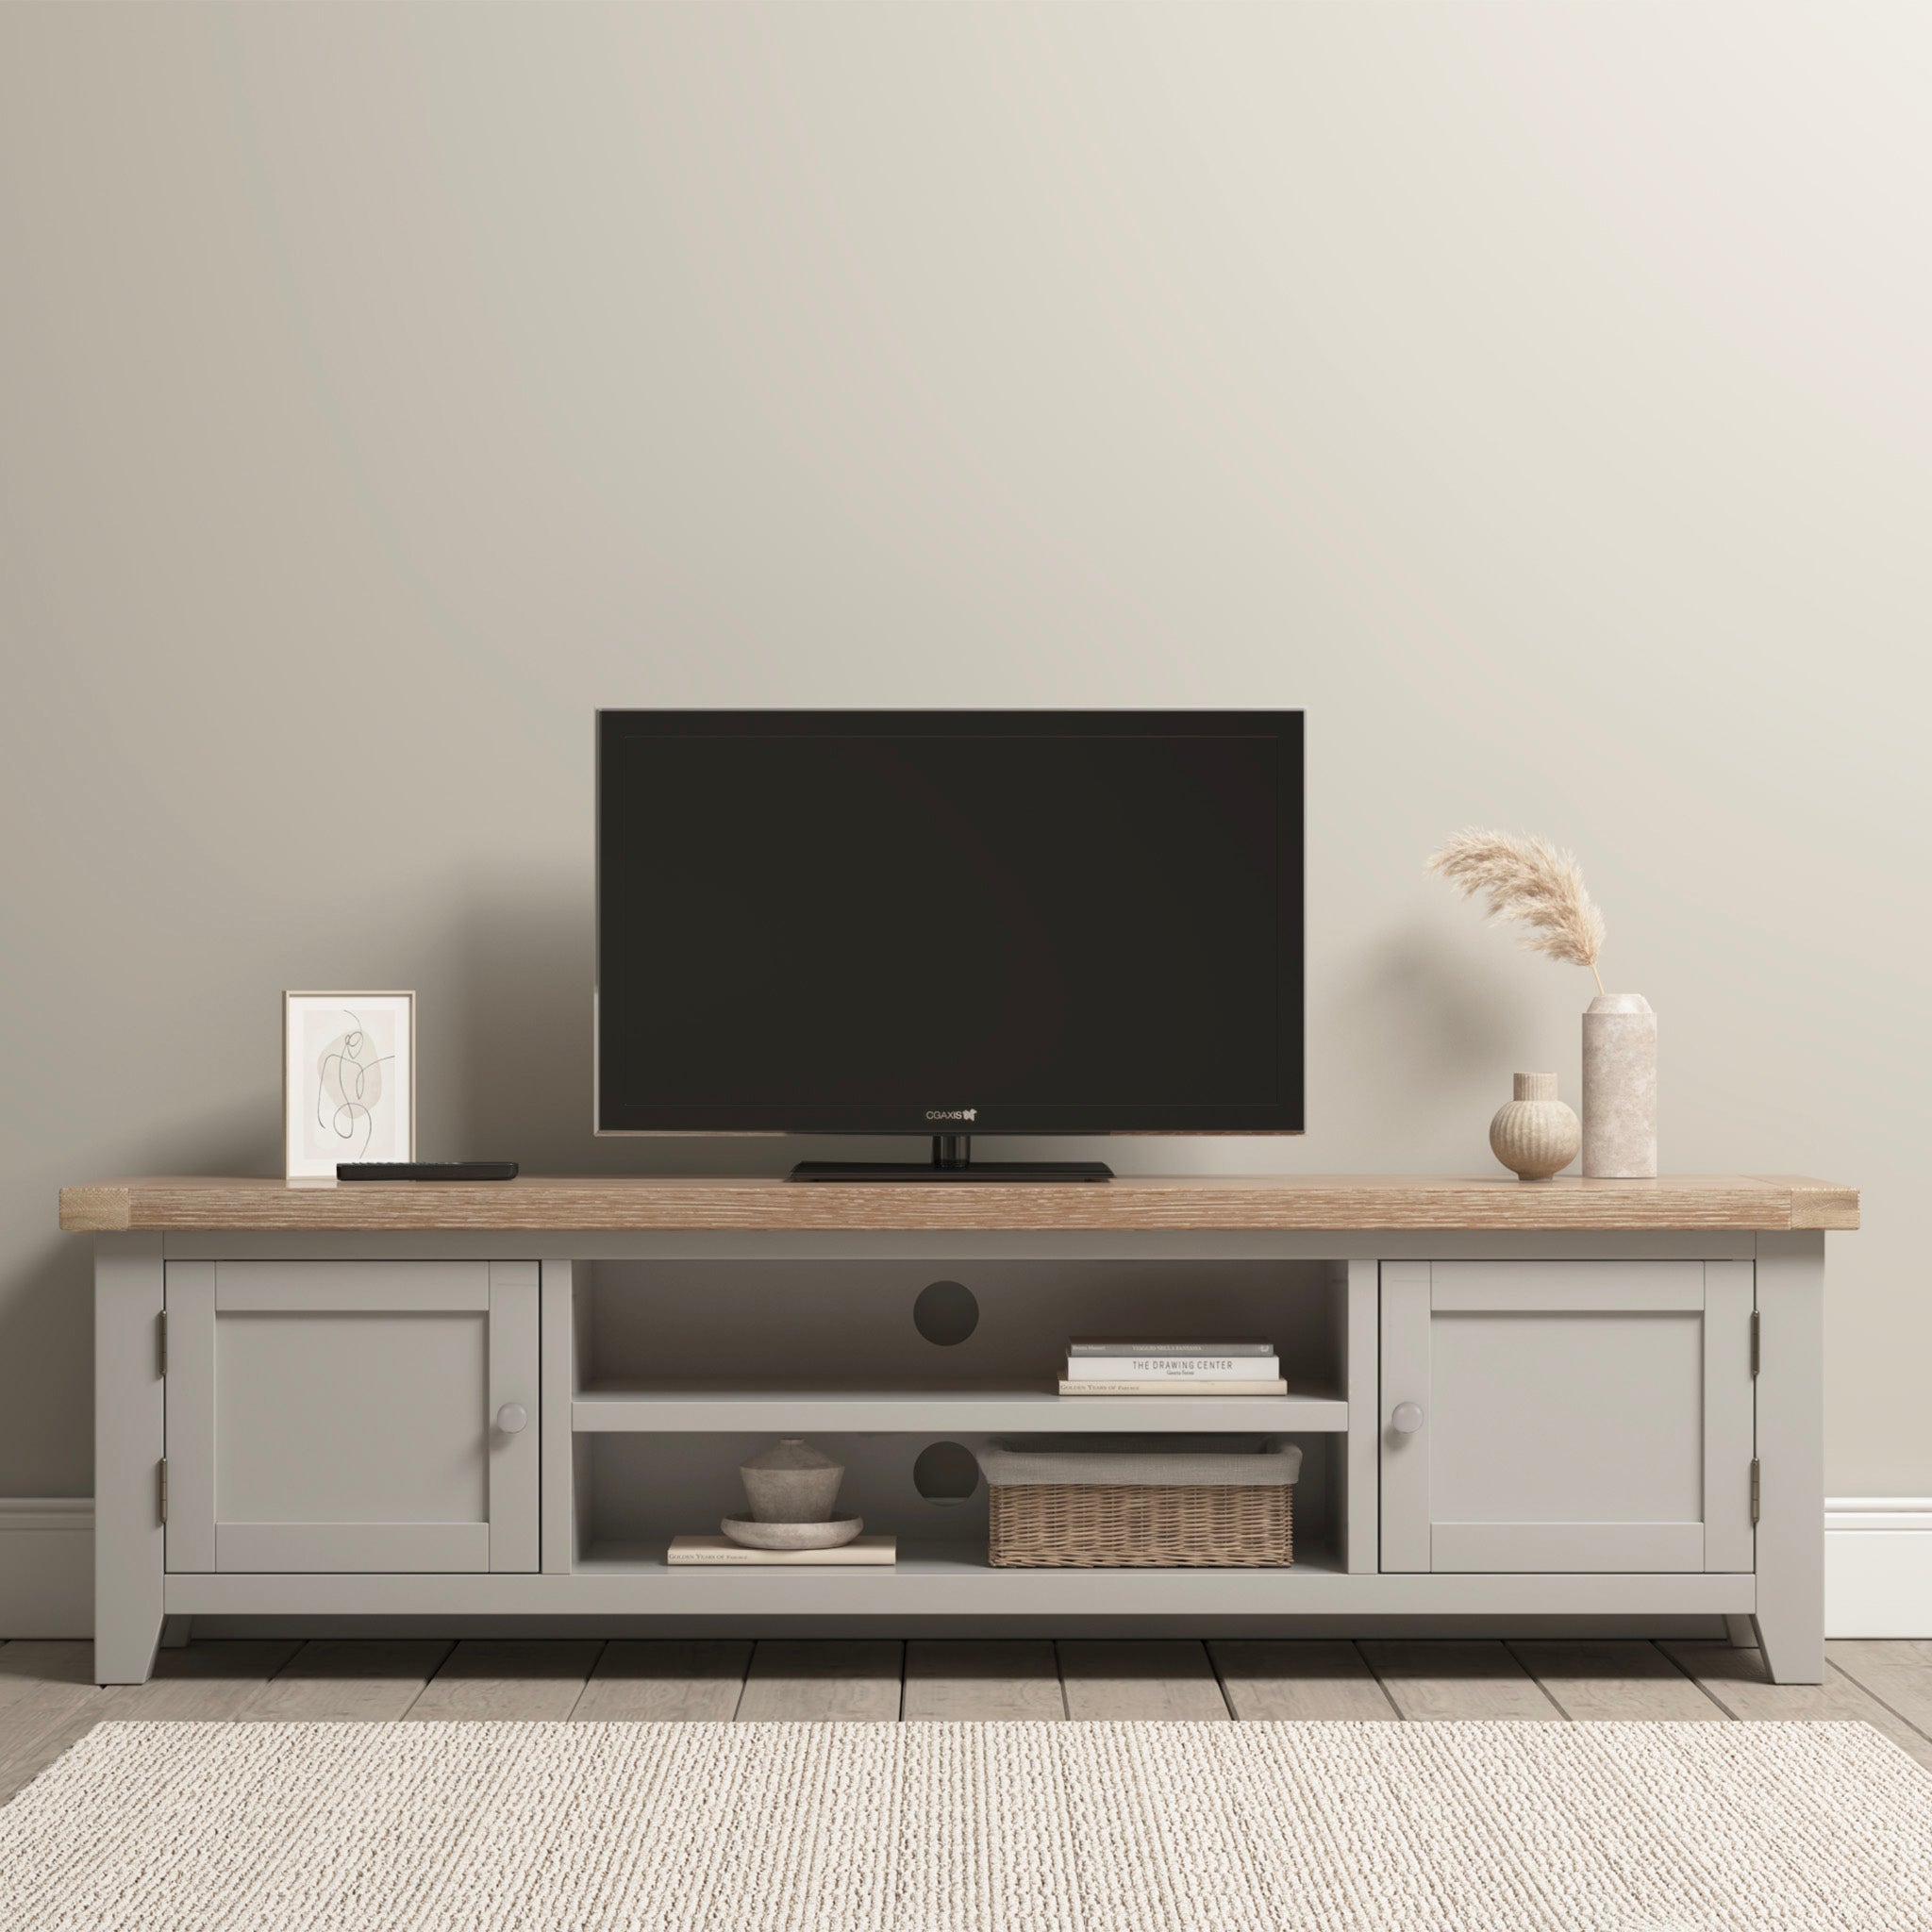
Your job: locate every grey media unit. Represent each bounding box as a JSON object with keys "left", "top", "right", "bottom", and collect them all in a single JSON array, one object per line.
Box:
[{"left": 61, "top": 1173, "right": 1859, "bottom": 1686}]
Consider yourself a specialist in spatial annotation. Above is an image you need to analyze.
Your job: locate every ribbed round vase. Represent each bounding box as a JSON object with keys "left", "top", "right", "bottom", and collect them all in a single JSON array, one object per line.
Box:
[{"left": 1489, "top": 1072, "right": 1582, "bottom": 1182}]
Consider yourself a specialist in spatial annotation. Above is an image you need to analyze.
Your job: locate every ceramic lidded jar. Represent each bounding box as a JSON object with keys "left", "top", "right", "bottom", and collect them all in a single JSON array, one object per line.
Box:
[
  {"left": 1489, "top": 1072, "right": 1582, "bottom": 1181},
  {"left": 741, "top": 1439, "right": 843, "bottom": 1524}
]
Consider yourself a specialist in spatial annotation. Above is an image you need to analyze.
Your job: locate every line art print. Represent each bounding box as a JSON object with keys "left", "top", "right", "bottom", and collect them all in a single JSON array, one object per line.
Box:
[
  {"left": 284, "top": 991, "right": 413, "bottom": 1178},
  {"left": 314, "top": 1011, "right": 394, "bottom": 1158}
]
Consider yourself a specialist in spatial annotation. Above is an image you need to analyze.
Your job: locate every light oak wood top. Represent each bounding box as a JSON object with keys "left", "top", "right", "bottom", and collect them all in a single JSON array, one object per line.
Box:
[{"left": 58, "top": 1173, "right": 1859, "bottom": 1233}]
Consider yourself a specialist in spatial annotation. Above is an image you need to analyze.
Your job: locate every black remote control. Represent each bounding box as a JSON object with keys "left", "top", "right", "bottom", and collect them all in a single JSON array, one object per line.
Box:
[{"left": 337, "top": 1162, "right": 520, "bottom": 1182}]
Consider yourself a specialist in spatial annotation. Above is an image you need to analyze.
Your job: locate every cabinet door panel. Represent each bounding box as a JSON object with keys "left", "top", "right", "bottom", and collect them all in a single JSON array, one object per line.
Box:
[
  {"left": 1429, "top": 1262, "right": 1704, "bottom": 1311},
  {"left": 166, "top": 1260, "right": 539, "bottom": 1574},
  {"left": 1380, "top": 1261, "right": 1754, "bottom": 1575},
  {"left": 215, "top": 1311, "right": 490, "bottom": 1524},
  {"left": 1378, "top": 1266, "right": 1432, "bottom": 1573},
  {"left": 1430, "top": 1308, "right": 1703, "bottom": 1525},
  {"left": 215, "top": 1261, "right": 489, "bottom": 1312},
  {"left": 487, "top": 1260, "right": 541, "bottom": 1574},
  {"left": 1431, "top": 1522, "right": 1706, "bottom": 1574},
  {"left": 215, "top": 1523, "right": 491, "bottom": 1573},
  {"left": 1701, "top": 1262, "right": 1757, "bottom": 1573}
]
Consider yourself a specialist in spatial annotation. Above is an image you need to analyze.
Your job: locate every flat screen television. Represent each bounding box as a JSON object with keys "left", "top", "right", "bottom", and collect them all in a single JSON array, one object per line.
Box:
[{"left": 595, "top": 709, "right": 1304, "bottom": 1179}]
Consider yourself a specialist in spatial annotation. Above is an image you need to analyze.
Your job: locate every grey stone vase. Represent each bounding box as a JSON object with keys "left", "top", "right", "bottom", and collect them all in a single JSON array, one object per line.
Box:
[
  {"left": 740, "top": 1439, "right": 844, "bottom": 1524},
  {"left": 1582, "top": 993, "right": 1657, "bottom": 1177}
]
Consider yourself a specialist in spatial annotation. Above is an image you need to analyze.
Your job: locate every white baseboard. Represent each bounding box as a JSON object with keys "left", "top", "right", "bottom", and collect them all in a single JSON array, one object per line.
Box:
[
  {"left": 0, "top": 1499, "right": 94, "bottom": 1640},
  {"left": 4, "top": 1496, "right": 1924, "bottom": 1641},
  {"left": 1826, "top": 1498, "right": 1932, "bottom": 1639}
]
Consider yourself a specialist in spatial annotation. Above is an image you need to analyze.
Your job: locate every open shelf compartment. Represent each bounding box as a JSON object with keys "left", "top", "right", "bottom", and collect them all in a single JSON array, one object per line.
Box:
[
  {"left": 571, "top": 1429, "right": 1341, "bottom": 1579},
  {"left": 570, "top": 1257, "right": 1348, "bottom": 1431}
]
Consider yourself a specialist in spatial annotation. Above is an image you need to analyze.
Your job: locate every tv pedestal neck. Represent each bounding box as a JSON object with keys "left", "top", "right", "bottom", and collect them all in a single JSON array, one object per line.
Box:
[{"left": 791, "top": 1135, "right": 1114, "bottom": 1183}]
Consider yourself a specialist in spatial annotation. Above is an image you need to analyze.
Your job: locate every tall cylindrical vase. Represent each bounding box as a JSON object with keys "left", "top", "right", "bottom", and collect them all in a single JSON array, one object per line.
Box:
[{"left": 1582, "top": 993, "right": 1657, "bottom": 1177}]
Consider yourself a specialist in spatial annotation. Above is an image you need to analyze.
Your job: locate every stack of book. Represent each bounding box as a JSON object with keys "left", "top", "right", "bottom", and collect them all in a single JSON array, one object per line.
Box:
[
  {"left": 666, "top": 1536, "right": 896, "bottom": 1567},
  {"left": 1058, "top": 1337, "right": 1286, "bottom": 1396}
]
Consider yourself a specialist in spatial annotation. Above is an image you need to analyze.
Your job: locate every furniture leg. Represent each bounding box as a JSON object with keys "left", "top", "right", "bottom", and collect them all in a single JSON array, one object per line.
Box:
[
  {"left": 1751, "top": 1233, "right": 1825, "bottom": 1684},
  {"left": 94, "top": 1234, "right": 166, "bottom": 1685}
]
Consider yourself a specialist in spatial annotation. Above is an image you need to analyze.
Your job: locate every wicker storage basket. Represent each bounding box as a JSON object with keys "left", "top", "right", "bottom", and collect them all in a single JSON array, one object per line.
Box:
[{"left": 979, "top": 1437, "right": 1300, "bottom": 1569}]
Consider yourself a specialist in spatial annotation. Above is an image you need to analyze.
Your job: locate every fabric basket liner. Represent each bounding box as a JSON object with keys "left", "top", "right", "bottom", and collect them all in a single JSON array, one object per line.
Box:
[{"left": 978, "top": 1436, "right": 1302, "bottom": 1488}]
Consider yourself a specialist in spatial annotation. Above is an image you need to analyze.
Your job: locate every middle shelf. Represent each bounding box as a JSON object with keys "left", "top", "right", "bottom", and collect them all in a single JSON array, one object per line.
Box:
[{"left": 573, "top": 1384, "right": 1349, "bottom": 1434}]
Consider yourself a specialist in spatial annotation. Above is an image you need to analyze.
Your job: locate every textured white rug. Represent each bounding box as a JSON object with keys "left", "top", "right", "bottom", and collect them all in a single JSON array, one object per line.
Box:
[{"left": 2, "top": 1720, "right": 1928, "bottom": 1930}]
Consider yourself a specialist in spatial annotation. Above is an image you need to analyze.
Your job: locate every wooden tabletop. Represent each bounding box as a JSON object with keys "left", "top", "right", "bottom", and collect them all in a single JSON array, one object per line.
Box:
[{"left": 58, "top": 1174, "right": 1859, "bottom": 1234}]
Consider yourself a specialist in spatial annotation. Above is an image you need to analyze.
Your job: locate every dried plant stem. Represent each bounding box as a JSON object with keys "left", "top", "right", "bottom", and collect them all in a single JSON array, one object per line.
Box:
[{"left": 1427, "top": 828, "right": 1608, "bottom": 988}]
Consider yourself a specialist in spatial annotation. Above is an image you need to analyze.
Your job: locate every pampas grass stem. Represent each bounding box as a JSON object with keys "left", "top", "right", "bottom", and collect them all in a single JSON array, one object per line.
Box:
[{"left": 1427, "top": 828, "right": 1607, "bottom": 991}]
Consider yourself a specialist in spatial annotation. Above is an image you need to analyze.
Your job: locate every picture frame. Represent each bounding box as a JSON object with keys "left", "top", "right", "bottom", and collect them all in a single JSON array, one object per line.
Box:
[{"left": 283, "top": 991, "right": 416, "bottom": 1180}]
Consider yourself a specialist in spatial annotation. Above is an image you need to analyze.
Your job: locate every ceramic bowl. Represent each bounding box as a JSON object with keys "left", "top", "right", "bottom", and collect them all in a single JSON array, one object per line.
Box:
[{"left": 720, "top": 1514, "right": 863, "bottom": 1552}]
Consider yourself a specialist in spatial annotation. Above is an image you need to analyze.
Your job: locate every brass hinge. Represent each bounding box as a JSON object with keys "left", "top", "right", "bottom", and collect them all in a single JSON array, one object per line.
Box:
[
  {"left": 1749, "top": 1310, "right": 1759, "bottom": 1377},
  {"left": 158, "top": 1457, "right": 169, "bottom": 1526},
  {"left": 158, "top": 1308, "right": 168, "bottom": 1377},
  {"left": 1749, "top": 1457, "right": 1761, "bottom": 1525}
]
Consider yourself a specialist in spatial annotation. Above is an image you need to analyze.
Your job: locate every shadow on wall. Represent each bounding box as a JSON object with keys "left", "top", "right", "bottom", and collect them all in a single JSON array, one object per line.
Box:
[
  {"left": 1326, "top": 917, "right": 1523, "bottom": 1111},
  {"left": 441, "top": 876, "right": 915, "bottom": 1176}
]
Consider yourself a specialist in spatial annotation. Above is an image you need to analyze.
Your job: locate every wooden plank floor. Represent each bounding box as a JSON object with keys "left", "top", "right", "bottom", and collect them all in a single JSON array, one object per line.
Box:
[{"left": 5, "top": 1636, "right": 1932, "bottom": 1804}]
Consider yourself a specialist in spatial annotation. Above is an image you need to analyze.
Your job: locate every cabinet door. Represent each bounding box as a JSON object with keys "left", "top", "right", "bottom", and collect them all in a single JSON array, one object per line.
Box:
[
  {"left": 1379, "top": 1261, "right": 1754, "bottom": 1574},
  {"left": 164, "top": 1261, "right": 539, "bottom": 1574}
]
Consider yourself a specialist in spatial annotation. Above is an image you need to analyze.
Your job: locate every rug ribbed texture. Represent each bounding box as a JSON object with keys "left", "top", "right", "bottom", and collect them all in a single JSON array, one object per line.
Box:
[{"left": 3, "top": 1720, "right": 1928, "bottom": 1930}]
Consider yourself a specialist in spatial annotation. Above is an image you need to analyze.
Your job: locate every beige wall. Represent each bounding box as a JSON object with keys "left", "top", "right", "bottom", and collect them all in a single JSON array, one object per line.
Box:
[{"left": 1, "top": 4, "right": 1924, "bottom": 1497}]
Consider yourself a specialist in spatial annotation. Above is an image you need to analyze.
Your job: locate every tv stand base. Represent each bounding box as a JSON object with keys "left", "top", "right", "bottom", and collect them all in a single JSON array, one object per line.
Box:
[
  {"left": 791, "top": 1160, "right": 1114, "bottom": 1182},
  {"left": 791, "top": 1134, "right": 1113, "bottom": 1182}
]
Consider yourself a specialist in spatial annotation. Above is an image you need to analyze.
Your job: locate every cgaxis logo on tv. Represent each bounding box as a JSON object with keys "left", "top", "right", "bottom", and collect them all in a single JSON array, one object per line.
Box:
[{"left": 924, "top": 1108, "right": 977, "bottom": 1123}]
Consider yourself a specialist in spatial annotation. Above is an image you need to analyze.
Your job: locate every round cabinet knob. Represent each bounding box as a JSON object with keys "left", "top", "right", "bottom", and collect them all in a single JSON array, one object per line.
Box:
[
  {"left": 494, "top": 1402, "right": 529, "bottom": 1436},
  {"left": 1391, "top": 1401, "right": 1424, "bottom": 1435}
]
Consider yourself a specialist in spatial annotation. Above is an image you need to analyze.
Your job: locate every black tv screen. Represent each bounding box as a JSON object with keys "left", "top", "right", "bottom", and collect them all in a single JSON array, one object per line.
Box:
[{"left": 595, "top": 710, "right": 1304, "bottom": 1137}]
